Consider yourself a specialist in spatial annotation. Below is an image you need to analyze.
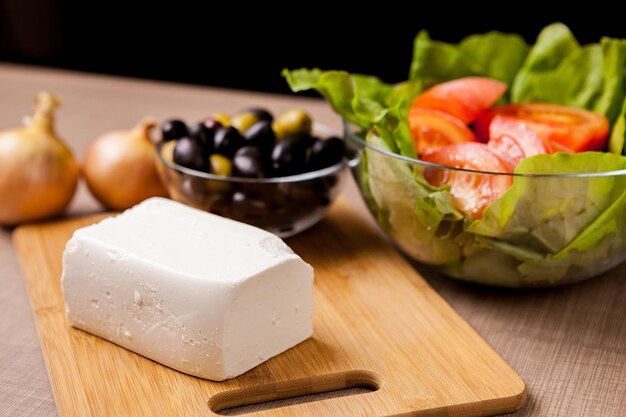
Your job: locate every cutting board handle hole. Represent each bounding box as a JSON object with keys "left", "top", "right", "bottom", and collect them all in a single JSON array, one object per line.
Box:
[{"left": 208, "top": 370, "right": 381, "bottom": 414}]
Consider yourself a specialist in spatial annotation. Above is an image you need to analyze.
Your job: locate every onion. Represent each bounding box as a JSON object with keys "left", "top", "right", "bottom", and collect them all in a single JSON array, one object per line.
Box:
[
  {"left": 0, "top": 92, "right": 79, "bottom": 226},
  {"left": 83, "top": 118, "right": 167, "bottom": 209}
]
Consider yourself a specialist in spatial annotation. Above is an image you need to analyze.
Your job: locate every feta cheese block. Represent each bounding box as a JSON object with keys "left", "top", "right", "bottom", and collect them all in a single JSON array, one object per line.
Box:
[{"left": 61, "top": 197, "right": 314, "bottom": 381}]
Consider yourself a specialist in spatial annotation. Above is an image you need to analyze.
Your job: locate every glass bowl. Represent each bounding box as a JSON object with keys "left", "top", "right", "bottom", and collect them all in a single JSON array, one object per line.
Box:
[
  {"left": 344, "top": 121, "right": 626, "bottom": 288},
  {"left": 155, "top": 126, "right": 347, "bottom": 238}
]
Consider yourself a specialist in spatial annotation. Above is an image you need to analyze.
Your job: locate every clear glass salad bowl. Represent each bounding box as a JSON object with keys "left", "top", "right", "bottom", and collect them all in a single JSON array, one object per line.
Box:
[
  {"left": 155, "top": 126, "right": 347, "bottom": 238},
  {"left": 344, "top": 121, "right": 626, "bottom": 288}
]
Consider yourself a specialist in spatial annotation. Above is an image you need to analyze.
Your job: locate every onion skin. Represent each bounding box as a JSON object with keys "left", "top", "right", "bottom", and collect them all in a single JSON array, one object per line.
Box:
[
  {"left": 83, "top": 119, "right": 168, "bottom": 210},
  {"left": 0, "top": 93, "right": 78, "bottom": 226}
]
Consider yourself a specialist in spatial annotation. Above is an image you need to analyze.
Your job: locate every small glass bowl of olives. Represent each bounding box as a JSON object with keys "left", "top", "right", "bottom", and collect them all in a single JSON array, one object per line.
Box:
[{"left": 155, "top": 107, "right": 348, "bottom": 237}]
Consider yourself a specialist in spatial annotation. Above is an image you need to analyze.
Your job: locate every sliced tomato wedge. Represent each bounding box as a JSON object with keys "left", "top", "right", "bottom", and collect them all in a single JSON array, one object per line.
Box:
[
  {"left": 422, "top": 142, "right": 514, "bottom": 220},
  {"left": 473, "top": 109, "right": 496, "bottom": 142},
  {"left": 408, "top": 108, "right": 475, "bottom": 155},
  {"left": 487, "top": 118, "right": 554, "bottom": 165},
  {"left": 474, "top": 103, "right": 609, "bottom": 152},
  {"left": 411, "top": 77, "right": 507, "bottom": 124},
  {"left": 488, "top": 135, "right": 527, "bottom": 164}
]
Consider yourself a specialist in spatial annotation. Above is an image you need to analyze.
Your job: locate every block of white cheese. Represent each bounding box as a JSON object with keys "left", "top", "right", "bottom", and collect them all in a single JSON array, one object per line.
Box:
[{"left": 61, "top": 197, "right": 313, "bottom": 381}]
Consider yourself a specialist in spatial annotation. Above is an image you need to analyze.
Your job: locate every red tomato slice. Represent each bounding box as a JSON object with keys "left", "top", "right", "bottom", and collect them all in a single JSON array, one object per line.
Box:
[
  {"left": 473, "top": 109, "right": 496, "bottom": 142},
  {"left": 411, "top": 77, "right": 507, "bottom": 124},
  {"left": 487, "top": 118, "right": 554, "bottom": 165},
  {"left": 408, "top": 108, "right": 476, "bottom": 155},
  {"left": 422, "top": 142, "right": 514, "bottom": 219},
  {"left": 488, "top": 135, "right": 527, "bottom": 165},
  {"left": 474, "top": 103, "right": 609, "bottom": 152}
]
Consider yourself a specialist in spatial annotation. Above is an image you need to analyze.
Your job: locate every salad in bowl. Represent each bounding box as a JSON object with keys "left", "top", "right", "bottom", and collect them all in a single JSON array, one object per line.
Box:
[{"left": 284, "top": 23, "right": 626, "bottom": 287}]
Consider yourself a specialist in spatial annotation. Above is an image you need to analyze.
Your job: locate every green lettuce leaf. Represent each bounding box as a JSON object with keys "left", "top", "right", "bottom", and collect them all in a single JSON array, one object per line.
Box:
[
  {"left": 609, "top": 97, "right": 626, "bottom": 154},
  {"left": 595, "top": 38, "right": 626, "bottom": 120},
  {"left": 409, "top": 30, "right": 529, "bottom": 88},
  {"left": 373, "top": 95, "right": 416, "bottom": 159},
  {"left": 510, "top": 23, "right": 580, "bottom": 102},
  {"left": 414, "top": 190, "right": 463, "bottom": 231},
  {"left": 282, "top": 68, "right": 392, "bottom": 130},
  {"left": 511, "top": 23, "right": 626, "bottom": 123},
  {"left": 283, "top": 68, "right": 418, "bottom": 157}
]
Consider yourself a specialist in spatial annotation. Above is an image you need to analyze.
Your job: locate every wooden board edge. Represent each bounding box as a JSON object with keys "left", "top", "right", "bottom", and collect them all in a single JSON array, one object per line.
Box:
[{"left": 390, "top": 385, "right": 527, "bottom": 417}]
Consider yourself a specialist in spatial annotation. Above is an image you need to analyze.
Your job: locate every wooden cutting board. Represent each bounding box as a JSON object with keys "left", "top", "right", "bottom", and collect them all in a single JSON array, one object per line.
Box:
[{"left": 13, "top": 200, "right": 526, "bottom": 417}]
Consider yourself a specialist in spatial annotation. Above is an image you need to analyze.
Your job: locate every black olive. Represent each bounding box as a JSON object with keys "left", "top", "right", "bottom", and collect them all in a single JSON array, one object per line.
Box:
[
  {"left": 307, "top": 136, "right": 346, "bottom": 171},
  {"left": 202, "top": 118, "right": 223, "bottom": 131},
  {"left": 243, "top": 107, "right": 273, "bottom": 123},
  {"left": 244, "top": 120, "right": 275, "bottom": 153},
  {"left": 161, "top": 119, "right": 188, "bottom": 141},
  {"left": 232, "top": 146, "right": 268, "bottom": 178},
  {"left": 271, "top": 136, "right": 310, "bottom": 177},
  {"left": 288, "top": 133, "right": 316, "bottom": 148},
  {"left": 188, "top": 122, "right": 215, "bottom": 151},
  {"left": 214, "top": 126, "right": 245, "bottom": 158},
  {"left": 173, "top": 137, "right": 209, "bottom": 172}
]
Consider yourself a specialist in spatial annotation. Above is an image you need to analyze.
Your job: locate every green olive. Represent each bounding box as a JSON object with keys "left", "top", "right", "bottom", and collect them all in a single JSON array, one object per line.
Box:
[
  {"left": 211, "top": 113, "right": 231, "bottom": 127},
  {"left": 209, "top": 154, "right": 233, "bottom": 176},
  {"left": 272, "top": 109, "right": 312, "bottom": 141},
  {"left": 230, "top": 113, "right": 260, "bottom": 133},
  {"left": 160, "top": 140, "right": 177, "bottom": 163}
]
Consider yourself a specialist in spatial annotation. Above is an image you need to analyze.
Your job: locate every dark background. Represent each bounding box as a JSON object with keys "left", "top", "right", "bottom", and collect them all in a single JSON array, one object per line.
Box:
[{"left": 1, "top": 2, "right": 625, "bottom": 95}]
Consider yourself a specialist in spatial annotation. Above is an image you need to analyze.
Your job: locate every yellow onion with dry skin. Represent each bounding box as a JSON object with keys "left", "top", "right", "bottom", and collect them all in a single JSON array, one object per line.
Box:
[
  {"left": 83, "top": 118, "right": 167, "bottom": 210},
  {"left": 0, "top": 92, "right": 79, "bottom": 226}
]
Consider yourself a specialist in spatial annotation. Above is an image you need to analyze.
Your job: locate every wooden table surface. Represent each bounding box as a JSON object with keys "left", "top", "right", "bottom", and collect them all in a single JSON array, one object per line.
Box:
[{"left": 0, "top": 63, "right": 624, "bottom": 417}]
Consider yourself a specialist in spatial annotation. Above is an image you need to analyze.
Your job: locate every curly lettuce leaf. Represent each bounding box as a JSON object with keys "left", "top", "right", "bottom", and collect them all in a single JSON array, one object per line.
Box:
[
  {"left": 409, "top": 30, "right": 529, "bottom": 88},
  {"left": 510, "top": 23, "right": 580, "bottom": 101},
  {"left": 414, "top": 190, "right": 463, "bottom": 231},
  {"left": 283, "top": 68, "right": 418, "bottom": 158},
  {"left": 511, "top": 23, "right": 626, "bottom": 123},
  {"left": 595, "top": 38, "right": 626, "bottom": 120},
  {"left": 282, "top": 68, "right": 392, "bottom": 130},
  {"left": 609, "top": 97, "right": 626, "bottom": 154}
]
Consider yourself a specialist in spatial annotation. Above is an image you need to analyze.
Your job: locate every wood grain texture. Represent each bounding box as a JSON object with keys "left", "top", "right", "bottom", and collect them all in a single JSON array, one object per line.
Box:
[{"left": 12, "top": 200, "right": 525, "bottom": 417}]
